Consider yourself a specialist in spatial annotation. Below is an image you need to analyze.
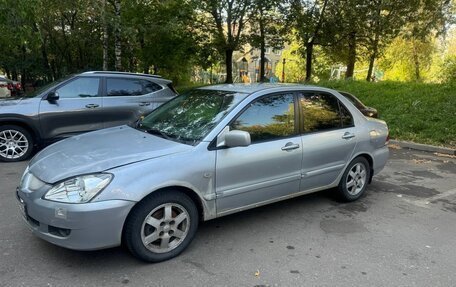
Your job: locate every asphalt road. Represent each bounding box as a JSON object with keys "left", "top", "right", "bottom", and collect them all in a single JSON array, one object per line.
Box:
[{"left": 0, "top": 147, "right": 455, "bottom": 287}]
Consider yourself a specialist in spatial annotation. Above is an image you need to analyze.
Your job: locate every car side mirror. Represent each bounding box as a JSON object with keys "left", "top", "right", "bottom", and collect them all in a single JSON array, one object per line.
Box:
[
  {"left": 46, "top": 91, "right": 59, "bottom": 101},
  {"left": 224, "top": 130, "right": 251, "bottom": 148}
]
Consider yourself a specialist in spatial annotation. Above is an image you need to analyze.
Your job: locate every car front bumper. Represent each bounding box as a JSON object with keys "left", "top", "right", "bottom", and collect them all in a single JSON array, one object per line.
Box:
[{"left": 17, "top": 189, "right": 136, "bottom": 251}]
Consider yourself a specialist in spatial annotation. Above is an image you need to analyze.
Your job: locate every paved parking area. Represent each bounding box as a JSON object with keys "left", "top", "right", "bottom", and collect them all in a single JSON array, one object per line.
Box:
[{"left": 0, "top": 147, "right": 455, "bottom": 286}]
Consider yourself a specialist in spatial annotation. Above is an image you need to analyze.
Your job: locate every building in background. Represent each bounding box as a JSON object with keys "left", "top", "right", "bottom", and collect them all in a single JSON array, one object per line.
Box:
[{"left": 233, "top": 44, "right": 284, "bottom": 83}]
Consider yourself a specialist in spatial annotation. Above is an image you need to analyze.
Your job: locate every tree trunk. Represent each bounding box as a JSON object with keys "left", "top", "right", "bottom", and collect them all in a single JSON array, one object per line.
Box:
[
  {"left": 260, "top": 39, "right": 266, "bottom": 82},
  {"left": 210, "top": 64, "right": 213, "bottom": 84},
  {"left": 138, "top": 31, "right": 148, "bottom": 73},
  {"left": 412, "top": 40, "right": 420, "bottom": 81},
  {"left": 259, "top": 11, "right": 266, "bottom": 83},
  {"left": 225, "top": 49, "right": 234, "bottom": 83},
  {"left": 413, "top": 52, "right": 420, "bottom": 81},
  {"left": 102, "top": 0, "right": 108, "bottom": 71},
  {"left": 114, "top": 0, "right": 122, "bottom": 71},
  {"left": 345, "top": 32, "right": 356, "bottom": 79},
  {"left": 366, "top": 54, "right": 376, "bottom": 82},
  {"left": 366, "top": 33, "right": 379, "bottom": 82},
  {"left": 305, "top": 41, "right": 314, "bottom": 82},
  {"left": 40, "top": 38, "right": 52, "bottom": 81}
]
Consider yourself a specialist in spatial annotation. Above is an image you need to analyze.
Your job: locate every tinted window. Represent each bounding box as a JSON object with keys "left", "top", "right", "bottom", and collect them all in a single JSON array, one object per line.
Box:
[
  {"left": 340, "top": 102, "right": 354, "bottom": 127},
  {"left": 106, "top": 78, "right": 162, "bottom": 96},
  {"left": 231, "top": 94, "right": 296, "bottom": 142},
  {"left": 299, "top": 92, "right": 341, "bottom": 133},
  {"left": 56, "top": 77, "right": 100, "bottom": 98},
  {"left": 144, "top": 81, "right": 163, "bottom": 93},
  {"left": 339, "top": 91, "right": 365, "bottom": 109}
]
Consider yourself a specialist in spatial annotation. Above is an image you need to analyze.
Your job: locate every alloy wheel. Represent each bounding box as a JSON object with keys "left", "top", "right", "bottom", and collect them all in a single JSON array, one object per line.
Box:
[
  {"left": 0, "top": 129, "right": 29, "bottom": 159},
  {"left": 346, "top": 162, "right": 367, "bottom": 196},
  {"left": 140, "top": 203, "right": 190, "bottom": 254}
]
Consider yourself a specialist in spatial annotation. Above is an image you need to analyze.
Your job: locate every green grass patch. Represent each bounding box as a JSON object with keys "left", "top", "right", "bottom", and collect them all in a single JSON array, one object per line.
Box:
[{"left": 177, "top": 80, "right": 456, "bottom": 148}]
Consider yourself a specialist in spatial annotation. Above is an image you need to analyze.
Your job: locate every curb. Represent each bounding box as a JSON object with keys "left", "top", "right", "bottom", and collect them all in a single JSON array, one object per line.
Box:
[{"left": 390, "top": 140, "right": 456, "bottom": 155}]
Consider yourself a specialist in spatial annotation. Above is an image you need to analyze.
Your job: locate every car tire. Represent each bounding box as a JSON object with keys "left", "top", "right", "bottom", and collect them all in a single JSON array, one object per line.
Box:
[
  {"left": 0, "top": 125, "right": 34, "bottom": 162},
  {"left": 124, "top": 190, "right": 199, "bottom": 262},
  {"left": 337, "top": 157, "right": 371, "bottom": 202}
]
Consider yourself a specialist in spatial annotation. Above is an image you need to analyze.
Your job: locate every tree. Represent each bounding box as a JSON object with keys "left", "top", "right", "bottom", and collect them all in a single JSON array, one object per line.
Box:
[
  {"left": 249, "top": 0, "right": 285, "bottom": 82},
  {"left": 197, "top": 0, "right": 251, "bottom": 83},
  {"left": 288, "top": 0, "right": 329, "bottom": 82},
  {"left": 363, "top": 0, "right": 419, "bottom": 81},
  {"left": 102, "top": 0, "right": 108, "bottom": 71},
  {"left": 107, "top": 0, "right": 122, "bottom": 71}
]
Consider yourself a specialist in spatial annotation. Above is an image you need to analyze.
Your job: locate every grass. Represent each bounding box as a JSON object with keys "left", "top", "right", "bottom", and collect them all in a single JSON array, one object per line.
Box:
[{"left": 176, "top": 81, "right": 456, "bottom": 148}]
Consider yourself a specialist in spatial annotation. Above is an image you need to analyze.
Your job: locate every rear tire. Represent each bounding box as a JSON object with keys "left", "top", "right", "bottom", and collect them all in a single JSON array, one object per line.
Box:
[
  {"left": 0, "top": 125, "right": 34, "bottom": 162},
  {"left": 337, "top": 157, "right": 371, "bottom": 202},
  {"left": 124, "top": 190, "right": 199, "bottom": 262}
]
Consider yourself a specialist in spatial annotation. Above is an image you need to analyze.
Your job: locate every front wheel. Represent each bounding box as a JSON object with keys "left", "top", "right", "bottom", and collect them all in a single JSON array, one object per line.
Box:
[
  {"left": 337, "top": 157, "right": 371, "bottom": 202},
  {"left": 0, "top": 125, "right": 34, "bottom": 162},
  {"left": 124, "top": 190, "right": 199, "bottom": 262}
]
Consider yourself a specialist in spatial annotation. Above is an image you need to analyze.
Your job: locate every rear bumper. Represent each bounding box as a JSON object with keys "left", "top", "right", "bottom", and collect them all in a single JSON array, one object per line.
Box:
[
  {"left": 372, "top": 145, "right": 389, "bottom": 176},
  {"left": 17, "top": 189, "right": 135, "bottom": 251}
]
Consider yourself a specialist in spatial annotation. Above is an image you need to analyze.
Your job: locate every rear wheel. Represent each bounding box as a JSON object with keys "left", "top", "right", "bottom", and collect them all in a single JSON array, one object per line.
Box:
[
  {"left": 124, "top": 190, "right": 198, "bottom": 262},
  {"left": 0, "top": 125, "right": 34, "bottom": 162},
  {"left": 337, "top": 157, "right": 370, "bottom": 202}
]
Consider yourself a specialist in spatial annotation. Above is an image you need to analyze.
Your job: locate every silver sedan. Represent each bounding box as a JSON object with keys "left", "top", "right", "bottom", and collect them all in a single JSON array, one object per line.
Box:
[{"left": 17, "top": 84, "right": 389, "bottom": 262}]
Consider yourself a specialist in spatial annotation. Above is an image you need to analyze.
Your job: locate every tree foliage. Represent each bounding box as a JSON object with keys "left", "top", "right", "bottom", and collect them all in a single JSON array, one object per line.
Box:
[{"left": 0, "top": 0, "right": 454, "bottom": 85}]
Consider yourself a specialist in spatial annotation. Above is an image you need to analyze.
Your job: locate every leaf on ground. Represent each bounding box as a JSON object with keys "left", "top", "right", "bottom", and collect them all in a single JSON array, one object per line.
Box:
[
  {"left": 433, "top": 152, "right": 456, "bottom": 159},
  {"left": 412, "top": 159, "right": 431, "bottom": 164},
  {"left": 388, "top": 144, "right": 402, "bottom": 150}
]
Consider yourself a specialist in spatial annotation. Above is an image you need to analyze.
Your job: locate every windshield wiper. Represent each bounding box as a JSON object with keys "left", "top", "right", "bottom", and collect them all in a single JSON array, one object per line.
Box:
[{"left": 143, "top": 128, "right": 173, "bottom": 141}]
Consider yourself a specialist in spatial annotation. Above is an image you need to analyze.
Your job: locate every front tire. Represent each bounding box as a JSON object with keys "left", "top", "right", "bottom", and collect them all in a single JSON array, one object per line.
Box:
[
  {"left": 0, "top": 125, "right": 34, "bottom": 162},
  {"left": 337, "top": 157, "right": 370, "bottom": 202},
  {"left": 124, "top": 190, "right": 199, "bottom": 262}
]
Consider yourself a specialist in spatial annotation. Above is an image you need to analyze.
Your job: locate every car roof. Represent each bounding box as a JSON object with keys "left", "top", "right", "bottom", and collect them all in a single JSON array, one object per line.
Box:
[
  {"left": 198, "top": 83, "right": 323, "bottom": 94},
  {"left": 82, "top": 71, "right": 162, "bottom": 78},
  {"left": 80, "top": 71, "right": 171, "bottom": 84}
]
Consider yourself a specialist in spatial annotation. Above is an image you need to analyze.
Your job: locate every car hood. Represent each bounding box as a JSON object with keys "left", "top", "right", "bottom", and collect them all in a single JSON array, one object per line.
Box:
[{"left": 29, "top": 126, "right": 193, "bottom": 183}]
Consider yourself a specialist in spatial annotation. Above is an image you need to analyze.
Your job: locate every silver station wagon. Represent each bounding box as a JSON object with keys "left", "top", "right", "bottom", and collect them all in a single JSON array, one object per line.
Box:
[{"left": 17, "top": 84, "right": 389, "bottom": 262}]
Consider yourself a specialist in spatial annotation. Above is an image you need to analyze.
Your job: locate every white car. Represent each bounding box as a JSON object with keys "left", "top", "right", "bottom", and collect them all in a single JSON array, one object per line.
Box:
[{"left": 0, "top": 76, "right": 12, "bottom": 98}]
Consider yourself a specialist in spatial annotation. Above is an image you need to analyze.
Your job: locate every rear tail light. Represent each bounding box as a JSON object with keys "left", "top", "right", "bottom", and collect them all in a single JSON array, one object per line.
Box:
[
  {"left": 385, "top": 133, "right": 390, "bottom": 145},
  {"left": 15, "top": 83, "right": 22, "bottom": 90},
  {"left": 7, "top": 83, "right": 13, "bottom": 90}
]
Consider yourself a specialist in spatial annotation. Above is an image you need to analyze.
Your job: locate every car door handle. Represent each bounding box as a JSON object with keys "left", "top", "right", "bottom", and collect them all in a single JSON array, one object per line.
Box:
[
  {"left": 342, "top": 132, "right": 356, "bottom": 139},
  {"left": 139, "top": 102, "right": 151, "bottom": 106},
  {"left": 85, "top": 104, "right": 99, "bottom": 109},
  {"left": 281, "top": 142, "right": 300, "bottom": 151}
]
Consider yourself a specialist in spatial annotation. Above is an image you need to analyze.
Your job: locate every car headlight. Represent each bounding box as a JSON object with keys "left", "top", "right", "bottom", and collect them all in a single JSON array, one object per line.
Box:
[{"left": 44, "top": 174, "right": 113, "bottom": 203}]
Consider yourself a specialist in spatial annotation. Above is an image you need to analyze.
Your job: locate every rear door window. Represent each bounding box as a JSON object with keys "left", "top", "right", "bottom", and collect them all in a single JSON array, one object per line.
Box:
[
  {"left": 299, "top": 92, "right": 341, "bottom": 133},
  {"left": 298, "top": 91, "right": 355, "bottom": 133},
  {"left": 106, "top": 78, "right": 162, "bottom": 97}
]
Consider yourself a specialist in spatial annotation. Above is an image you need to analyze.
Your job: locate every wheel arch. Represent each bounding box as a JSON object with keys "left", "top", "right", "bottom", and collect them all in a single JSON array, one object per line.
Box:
[
  {"left": 353, "top": 153, "right": 374, "bottom": 183},
  {"left": 0, "top": 116, "right": 41, "bottom": 145},
  {"left": 121, "top": 185, "right": 207, "bottom": 247}
]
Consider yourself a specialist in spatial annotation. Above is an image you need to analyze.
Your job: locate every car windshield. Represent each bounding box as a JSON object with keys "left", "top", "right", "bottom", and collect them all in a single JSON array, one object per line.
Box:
[{"left": 138, "top": 89, "right": 248, "bottom": 145}]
